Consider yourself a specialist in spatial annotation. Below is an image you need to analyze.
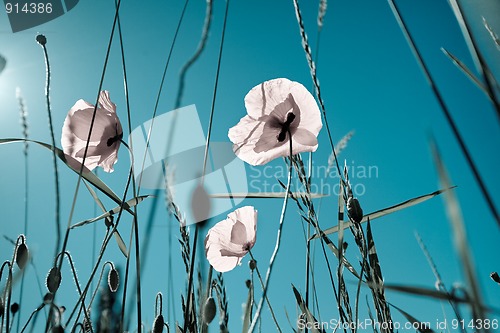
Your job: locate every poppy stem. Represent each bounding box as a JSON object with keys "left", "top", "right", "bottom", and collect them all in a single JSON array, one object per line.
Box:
[
  {"left": 248, "top": 132, "right": 293, "bottom": 332},
  {"left": 119, "top": 139, "right": 130, "bottom": 151},
  {"left": 37, "top": 37, "right": 61, "bottom": 258},
  {"left": 248, "top": 251, "right": 282, "bottom": 332}
]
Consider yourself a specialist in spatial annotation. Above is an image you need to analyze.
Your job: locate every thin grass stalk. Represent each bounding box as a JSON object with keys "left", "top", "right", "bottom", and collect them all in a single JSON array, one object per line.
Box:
[
  {"left": 19, "top": 303, "right": 45, "bottom": 333},
  {"left": 182, "top": 226, "right": 199, "bottom": 333},
  {"left": 483, "top": 17, "right": 500, "bottom": 50},
  {"left": 138, "top": 4, "right": 213, "bottom": 326},
  {"left": 431, "top": 139, "right": 487, "bottom": 329},
  {"left": 199, "top": 2, "right": 230, "bottom": 329},
  {"left": 201, "top": 0, "right": 229, "bottom": 182},
  {"left": 123, "top": 2, "right": 189, "bottom": 327},
  {"left": 0, "top": 261, "right": 13, "bottom": 333},
  {"left": 131, "top": 5, "right": 190, "bottom": 317},
  {"left": 55, "top": 2, "right": 123, "bottom": 324},
  {"left": 387, "top": 0, "right": 500, "bottom": 226},
  {"left": 441, "top": 48, "right": 488, "bottom": 94},
  {"left": 53, "top": 251, "right": 93, "bottom": 333},
  {"left": 65, "top": 166, "right": 134, "bottom": 328},
  {"left": 248, "top": 133, "right": 293, "bottom": 333},
  {"left": 415, "top": 232, "right": 465, "bottom": 333},
  {"left": 112, "top": 2, "right": 144, "bottom": 330},
  {"left": 16, "top": 88, "right": 29, "bottom": 333},
  {"left": 447, "top": 0, "right": 500, "bottom": 119},
  {"left": 287, "top": 158, "right": 344, "bottom": 325},
  {"left": 291, "top": 0, "right": 344, "bottom": 184},
  {"left": 136, "top": 0, "right": 189, "bottom": 191},
  {"left": 37, "top": 37, "right": 61, "bottom": 257}
]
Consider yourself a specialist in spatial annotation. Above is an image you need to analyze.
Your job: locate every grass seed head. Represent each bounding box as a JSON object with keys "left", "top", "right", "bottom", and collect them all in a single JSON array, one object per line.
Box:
[{"left": 347, "top": 197, "right": 363, "bottom": 223}]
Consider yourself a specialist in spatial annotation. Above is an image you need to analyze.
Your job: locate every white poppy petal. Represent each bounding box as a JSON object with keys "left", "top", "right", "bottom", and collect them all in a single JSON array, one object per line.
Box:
[
  {"left": 99, "top": 90, "right": 116, "bottom": 113},
  {"left": 293, "top": 128, "right": 319, "bottom": 147},
  {"left": 229, "top": 78, "right": 322, "bottom": 165},
  {"left": 205, "top": 206, "right": 257, "bottom": 273},
  {"left": 61, "top": 91, "right": 122, "bottom": 173}
]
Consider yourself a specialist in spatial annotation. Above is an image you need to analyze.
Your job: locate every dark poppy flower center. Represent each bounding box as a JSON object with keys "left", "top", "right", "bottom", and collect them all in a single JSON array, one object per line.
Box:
[
  {"left": 277, "top": 112, "right": 296, "bottom": 142},
  {"left": 107, "top": 131, "right": 123, "bottom": 147}
]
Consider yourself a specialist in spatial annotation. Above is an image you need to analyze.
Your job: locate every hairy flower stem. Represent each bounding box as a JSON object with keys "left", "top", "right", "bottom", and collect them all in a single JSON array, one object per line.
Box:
[
  {"left": 38, "top": 39, "right": 61, "bottom": 257},
  {"left": 248, "top": 132, "right": 293, "bottom": 332}
]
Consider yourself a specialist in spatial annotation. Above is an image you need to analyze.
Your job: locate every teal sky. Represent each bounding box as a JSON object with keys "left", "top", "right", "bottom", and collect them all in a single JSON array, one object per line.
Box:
[{"left": 1, "top": 0, "right": 499, "bottom": 331}]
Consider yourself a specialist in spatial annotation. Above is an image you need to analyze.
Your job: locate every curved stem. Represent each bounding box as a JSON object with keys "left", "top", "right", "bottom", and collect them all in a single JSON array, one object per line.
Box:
[
  {"left": 19, "top": 303, "right": 45, "bottom": 333},
  {"left": 38, "top": 41, "right": 61, "bottom": 257},
  {"left": 53, "top": 2, "right": 123, "bottom": 328}
]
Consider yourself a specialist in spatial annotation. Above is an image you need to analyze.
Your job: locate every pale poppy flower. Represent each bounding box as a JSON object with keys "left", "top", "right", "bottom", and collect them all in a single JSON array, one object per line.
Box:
[
  {"left": 61, "top": 91, "right": 123, "bottom": 173},
  {"left": 228, "top": 78, "right": 322, "bottom": 166},
  {"left": 205, "top": 206, "right": 257, "bottom": 273}
]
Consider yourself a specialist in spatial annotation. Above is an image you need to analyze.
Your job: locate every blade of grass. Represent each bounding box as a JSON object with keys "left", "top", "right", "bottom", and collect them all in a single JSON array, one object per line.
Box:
[
  {"left": 70, "top": 195, "right": 150, "bottom": 229},
  {"left": 311, "top": 187, "right": 453, "bottom": 238},
  {"left": 388, "top": 303, "right": 435, "bottom": 333},
  {"left": 0, "top": 138, "right": 132, "bottom": 213},
  {"left": 210, "top": 192, "right": 327, "bottom": 199},
  {"left": 447, "top": 0, "right": 500, "bottom": 118},
  {"left": 441, "top": 47, "right": 488, "bottom": 94},
  {"left": 388, "top": 0, "right": 500, "bottom": 225},
  {"left": 292, "top": 285, "right": 326, "bottom": 333},
  {"left": 430, "top": 138, "right": 487, "bottom": 325}
]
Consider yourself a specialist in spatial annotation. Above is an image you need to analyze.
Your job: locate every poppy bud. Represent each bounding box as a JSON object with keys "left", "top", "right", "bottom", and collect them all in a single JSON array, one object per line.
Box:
[
  {"left": 36, "top": 34, "right": 47, "bottom": 46},
  {"left": 46, "top": 267, "right": 62, "bottom": 293},
  {"left": 108, "top": 267, "right": 119, "bottom": 292},
  {"left": 152, "top": 314, "right": 165, "bottom": 333},
  {"left": 202, "top": 297, "right": 216, "bottom": 324},
  {"left": 491, "top": 272, "right": 500, "bottom": 284},
  {"left": 16, "top": 243, "right": 29, "bottom": 270},
  {"left": 191, "top": 183, "right": 211, "bottom": 224},
  {"left": 347, "top": 197, "right": 363, "bottom": 223},
  {"left": 249, "top": 259, "right": 257, "bottom": 270},
  {"left": 51, "top": 325, "right": 64, "bottom": 333},
  {"left": 10, "top": 303, "right": 19, "bottom": 314},
  {"left": 43, "top": 293, "right": 54, "bottom": 304}
]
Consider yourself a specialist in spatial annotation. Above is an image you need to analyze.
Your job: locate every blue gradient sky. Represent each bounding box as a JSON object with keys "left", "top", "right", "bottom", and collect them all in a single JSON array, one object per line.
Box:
[{"left": 1, "top": 0, "right": 499, "bottom": 331}]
